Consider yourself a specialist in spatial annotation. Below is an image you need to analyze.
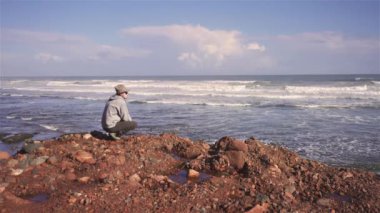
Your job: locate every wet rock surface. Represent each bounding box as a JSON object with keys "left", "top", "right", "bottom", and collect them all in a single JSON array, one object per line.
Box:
[
  {"left": 0, "top": 134, "right": 379, "bottom": 212},
  {"left": 1, "top": 133, "right": 34, "bottom": 144}
]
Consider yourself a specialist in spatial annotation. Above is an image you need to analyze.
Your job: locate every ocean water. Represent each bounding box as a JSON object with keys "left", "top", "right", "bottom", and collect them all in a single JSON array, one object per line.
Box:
[{"left": 1, "top": 75, "right": 380, "bottom": 172}]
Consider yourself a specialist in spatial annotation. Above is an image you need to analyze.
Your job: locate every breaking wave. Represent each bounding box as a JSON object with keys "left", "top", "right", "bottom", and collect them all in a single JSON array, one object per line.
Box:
[
  {"left": 2, "top": 77, "right": 380, "bottom": 108},
  {"left": 133, "top": 100, "right": 252, "bottom": 107},
  {"left": 39, "top": 124, "right": 58, "bottom": 131},
  {"left": 285, "top": 85, "right": 369, "bottom": 94}
]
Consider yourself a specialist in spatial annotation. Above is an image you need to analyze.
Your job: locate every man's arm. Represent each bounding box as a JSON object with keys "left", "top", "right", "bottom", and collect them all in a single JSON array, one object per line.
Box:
[{"left": 119, "top": 101, "right": 132, "bottom": 121}]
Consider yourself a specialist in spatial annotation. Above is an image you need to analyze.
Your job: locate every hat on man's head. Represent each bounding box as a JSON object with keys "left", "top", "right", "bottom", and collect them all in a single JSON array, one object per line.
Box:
[{"left": 114, "top": 84, "right": 129, "bottom": 95}]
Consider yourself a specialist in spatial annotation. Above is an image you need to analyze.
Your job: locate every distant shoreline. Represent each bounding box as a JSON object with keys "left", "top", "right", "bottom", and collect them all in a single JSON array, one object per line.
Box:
[{"left": 2, "top": 73, "right": 380, "bottom": 79}]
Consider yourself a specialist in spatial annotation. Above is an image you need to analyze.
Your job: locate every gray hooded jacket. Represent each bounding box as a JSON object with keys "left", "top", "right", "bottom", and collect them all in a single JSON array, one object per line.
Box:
[{"left": 101, "top": 95, "right": 132, "bottom": 129}]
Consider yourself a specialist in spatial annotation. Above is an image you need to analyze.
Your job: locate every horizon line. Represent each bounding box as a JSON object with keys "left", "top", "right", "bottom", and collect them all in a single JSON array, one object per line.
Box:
[{"left": 2, "top": 73, "right": 379, "bottom": 78}]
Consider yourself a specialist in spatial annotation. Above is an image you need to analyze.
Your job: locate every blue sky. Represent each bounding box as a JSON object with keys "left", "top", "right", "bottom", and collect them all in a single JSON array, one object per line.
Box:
[{"left": 1, "top": 1, "right": 379, "bottom": 76}]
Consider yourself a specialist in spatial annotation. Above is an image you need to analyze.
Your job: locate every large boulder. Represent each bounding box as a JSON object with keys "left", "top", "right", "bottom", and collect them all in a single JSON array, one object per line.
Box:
[
  {"left": 215, "top": 136, "right": 248, "bottom": 153},
  {"left": 225, "top": 151, "right": 246, "bottom": 170},
  {"left": 2, "top": 133, "right": 34, "bottom": 144},
  {"left": 210, "top": 155, "right": 230, "bottom": 172},
  {"left": 175, "top": 142, "right": 209, "bottom": 159},
  {"left": 22, "top": 142, "right": 42, "bottom": 154}
]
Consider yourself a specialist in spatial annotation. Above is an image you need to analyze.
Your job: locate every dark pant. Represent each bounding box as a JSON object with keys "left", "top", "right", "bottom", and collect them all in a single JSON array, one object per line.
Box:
[{"left": 104, "top": 121, "right": 137, "bottom": 134}]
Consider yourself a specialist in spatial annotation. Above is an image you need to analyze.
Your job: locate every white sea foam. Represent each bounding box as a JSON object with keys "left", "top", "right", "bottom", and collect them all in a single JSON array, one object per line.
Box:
[
  {"left": 355, "top": 77, "right": 374, "bottom": 81},
  {"left": 3, "top": 78, "right": 380, "bottom": 108},
  {"left": 285, "top": 85, "right": 368, "bottom": 94},
  {"left": 134, "top": 100, "right": 369, "bottom": 109},
  {"left": 145, "top": 100, "right": 251, "bottom": 107},
  {"left": 8, "top": 80, "right": 27, "bottom": 84},
  {"left": 5, "top": 79, "right": 377, "bottom": 96},
  {"left": 6, "top": 116, "right": 15, "bottom": 119},
  {"left": 77, "top": 80, "right": 248, "bottom": 92},
  {"left": 39, "top": 124, "right": 58, "bottom": 131},
  {"left": 10, "top": 94, "right": 23, "bottom": 97},
  {"left": 11, "top": 87, "right": 110, "bottom": 93},
  {"left": 72, "top": 96, "right": 103, "bottom": 101},
  {"left": 46, "top": 81, "right": 72, "bottom": 86},
  {"left": 206, "top": 103, "right": 251, "bottom": 107},
  {"left": 21, "top": 117, "right": 32, "bottom": 121},
  {"left": 295, "top": 104, "right": 349, "bottom": 109},
  {"left": 133, "top": 89, "right": 309, "bottom": 100},
  {"left": 250, "top": 94, "right": 307, "bottom": 99}
]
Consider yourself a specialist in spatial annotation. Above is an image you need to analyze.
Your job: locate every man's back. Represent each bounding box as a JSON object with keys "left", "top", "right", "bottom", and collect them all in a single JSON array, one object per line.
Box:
[{"left": 102, "top": 95, "right": 131, "bottom": 129}]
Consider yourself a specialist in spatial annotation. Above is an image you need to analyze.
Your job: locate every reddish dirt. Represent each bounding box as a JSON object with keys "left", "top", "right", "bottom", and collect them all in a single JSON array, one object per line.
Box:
[{"left": 0, "top": 133, "right": 379, "bottom": 212}]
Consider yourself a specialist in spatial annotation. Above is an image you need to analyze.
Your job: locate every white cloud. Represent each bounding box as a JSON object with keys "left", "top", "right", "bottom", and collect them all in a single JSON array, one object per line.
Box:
[
  {"left": 2, "top": 29, "right": 148, "bottom": 63},
  {"left": 123, "top": 24, "right": 265, "bottom": 66},
  {"left": 35, "top": 53, "right": 64, "bottom": 63},
  {"left": 247, "top": 42, "right": 266, "bottom": 52},
  {"left": 177, "top": 52, "right": 202, "bottom": 67},
  {"left": 8, "top": 27, "right": 377, "bottom": 75},
  {"left": 2, "top": 27, "right": 269, "bottom": 73}
]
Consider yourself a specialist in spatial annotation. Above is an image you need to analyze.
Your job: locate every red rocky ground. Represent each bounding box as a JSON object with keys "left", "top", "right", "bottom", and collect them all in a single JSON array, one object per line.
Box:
[{"left": 0, "top": 133, "right": 379, "bottom": 212}]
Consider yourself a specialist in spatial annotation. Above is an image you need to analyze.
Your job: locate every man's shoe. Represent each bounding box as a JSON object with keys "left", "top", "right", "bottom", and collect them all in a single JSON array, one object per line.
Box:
[{"left": 109, "top": 132, "right": 121, "bottom": 140}]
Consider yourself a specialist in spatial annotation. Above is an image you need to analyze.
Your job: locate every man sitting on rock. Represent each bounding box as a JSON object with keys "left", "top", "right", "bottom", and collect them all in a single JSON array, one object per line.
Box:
[{"left": 102, "top": 84, "right": 137, "bottom": 140}]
